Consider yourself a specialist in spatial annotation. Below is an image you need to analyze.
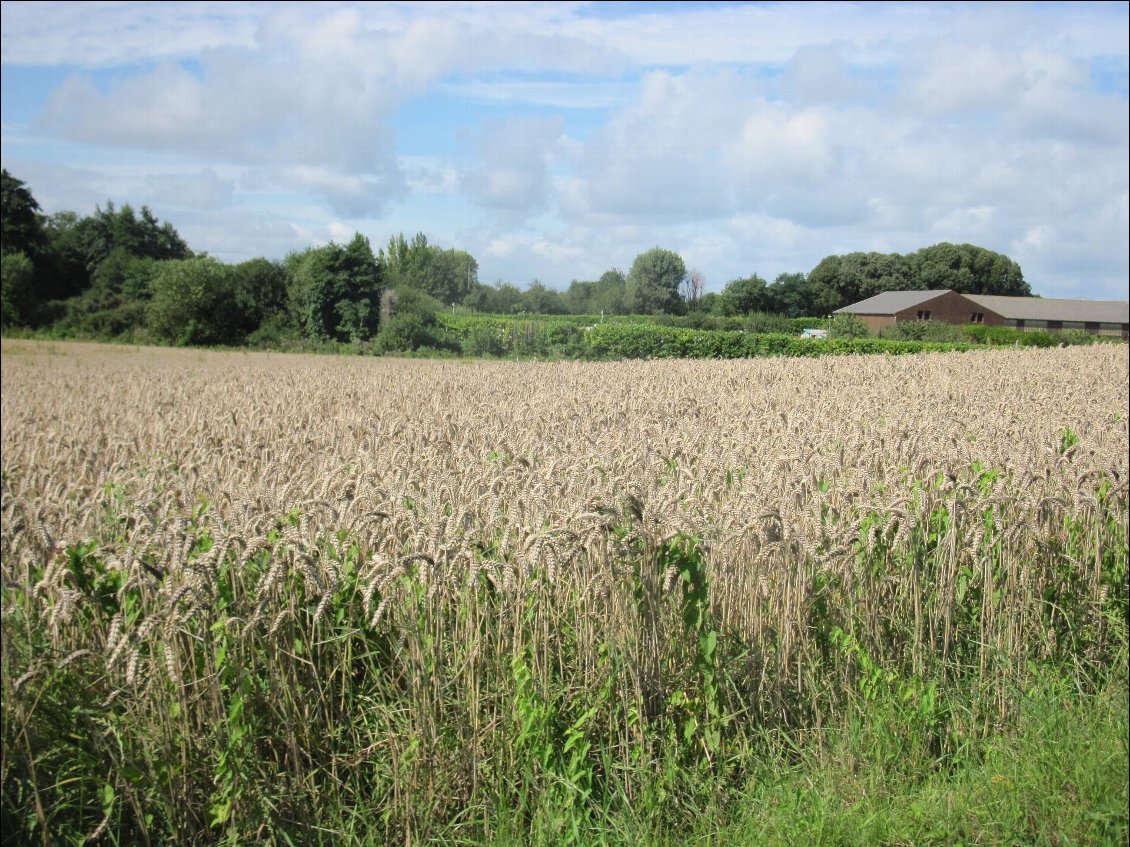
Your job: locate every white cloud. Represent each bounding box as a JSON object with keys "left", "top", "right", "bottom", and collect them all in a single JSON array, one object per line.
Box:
[
  {"left": 459, "top": 116, "right": 566, "bottom": 214},
  {"left": 327, "top": 221, "right": 356, "bottom": 243},
  {"left": 0, "top": 1, "right": 262, "bottom": 66},
  {"left": 775, "top": 43, "right": 877, "bottom": 106},
  {"left": 144, "top": 168, "right": 233, "bottom": 210},
  {"left": 725, "top": 103, "right": 838, "bottom": 183},
  {"left": 1, "top": 2, "right": 1126, "bottom": 300},
  {"left": 929, "top": 205, "right": 996, "bottom": 240},
  {"left": 574, "top": 70, "right": 743, "bottom": 223}
]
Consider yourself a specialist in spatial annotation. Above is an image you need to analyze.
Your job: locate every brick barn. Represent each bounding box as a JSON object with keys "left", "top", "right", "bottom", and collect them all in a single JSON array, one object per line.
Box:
[{"left": 834, "top": 290, "right": 1129, "bottom": 339}]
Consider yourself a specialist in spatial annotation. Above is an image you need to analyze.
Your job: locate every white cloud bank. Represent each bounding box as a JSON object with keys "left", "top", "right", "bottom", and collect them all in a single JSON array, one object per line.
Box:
[{"left": 1, "top": 1, "right": 1126, "bottom": 298}]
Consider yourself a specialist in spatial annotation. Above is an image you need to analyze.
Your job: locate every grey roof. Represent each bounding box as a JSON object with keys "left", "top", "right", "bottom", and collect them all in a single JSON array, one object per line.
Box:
[
  {"left": 836, "top": 289, "right": 1130, "bottom": 324},
  {"left": 834, "top": 290, "right": 953, "bottom": 315},
  {"left": 965, "top": 294, "right": 1129, "bottom": 324}
]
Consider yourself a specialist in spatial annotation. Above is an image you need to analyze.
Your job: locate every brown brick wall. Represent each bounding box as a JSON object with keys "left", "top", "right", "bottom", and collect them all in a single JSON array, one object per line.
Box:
[
  {"left": 892, "top": 291, "right": 1004, "bottom": 327},
  {"left": 857, "top": 314, "right": 895, "bottom": 334}
]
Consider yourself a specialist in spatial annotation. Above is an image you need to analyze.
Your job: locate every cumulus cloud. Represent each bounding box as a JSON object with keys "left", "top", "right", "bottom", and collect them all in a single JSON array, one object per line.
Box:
[
  {"left": 573, "top": 70, "right": 744, "bottom": 223},
  {"left": 30, "top": 7, "right": 436, "bottom": 217},
  {"left": 2, "top": 2, "right": 1126, "bottom": 298},
  {"left": 144, "top": 168, "right": 234, "bottom": 210},
  {"left": 0, "top": 1, "right": 262, "bottom": 66},
  {"left": 460, "top": 116, "right": 566, "bottom": 214},
  {"left": 775, "top": 44, "right": 877, "bottom": 106}
]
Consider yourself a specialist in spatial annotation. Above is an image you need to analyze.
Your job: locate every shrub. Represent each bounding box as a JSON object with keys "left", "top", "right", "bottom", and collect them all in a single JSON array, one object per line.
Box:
[
  {"left": 744, "top": 312, "right": 801, "bottom": 335},
  {"left": 147, "top": 257, "right": 239, "bottom": 346},
  {"left": 824, "top": 313, "right": 871, "bottom": 339},
  {"left": 0, "top": 250, "right": 35, "bottom": 327},
  {"left": 374, "top": 286, "right": 458, "bottom": 353},
  {"left": 880, "top": 320, "right": 969, "bottom": 343}
]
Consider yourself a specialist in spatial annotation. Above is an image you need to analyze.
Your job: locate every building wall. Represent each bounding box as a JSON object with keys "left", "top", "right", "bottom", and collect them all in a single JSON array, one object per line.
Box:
[
  {"left": 892, "top": 291, "right": 1004, "bottom": 327},
  {"left": 1004, "top": 319, "right": 1130, "bottom": 339},
  {"left": 847, "top": 290, "right": 1129, "bottom": 339},
  {"left": 855, "top": 314, "right": 895, "bottom": 334}
]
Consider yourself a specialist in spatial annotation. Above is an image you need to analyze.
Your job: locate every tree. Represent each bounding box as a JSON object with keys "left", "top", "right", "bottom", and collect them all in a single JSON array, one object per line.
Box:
[
  {"left": 463, "top": 280, "right": 524, "bottom": 313},
  {"left": 1, "top": 251, "right": 35, "bottom": 327},
  {"left": 287, "top": 234, "right": 384, "bottom": 342},
  {"left": 520, "top": 280, "right": 566, "bottom": 314},
  {"left": 825, "top": 313, "right": 870, "bottom": 338},
  {"left": 626, "top": 248, "right": 686, "bottom": 315},
  {"left": 682, "top": 269, "right": 706, "bottom": 311},
  {"left": 31, "top": 203, "right": 193, "bottom": 305},
  {"left": 807, "top": 243, "right": 1029, "bottom": 309},
  {"left": 147, "top": 257, "right": 239, "bottom": 345},
  {"left": 231, "top": 258, "right": 289, "bottom": 340},
  {"left": 39, "top": 212, "right": 92, "bottom": 300},
  {"left": 382, "top": 232, "right": 479, "bottom": 306},
  {"left": 761, "top": 273, "right": 801, "bottom": 316},
  {"left": 720, "top": 274, "right": 769, "bottom": 315},
  {"left": 79, "top": 202, "right": 192, "bottom": 273},
  {"left": 1, "top": 170, "right": 46, "bottom": 259},
  {"left": 564, "top": 269, "right": 629, "bottom": 315},
  {"left": 374, "top": 286, "right": 457, "bottom": 353},
  {"left": 89, "top": 247, "right": 159, "bottom": 301},
  {"left": 907, "top": 243, "right": 1028, "bottom": 296},
  {"left": 698, "top": 292, "right": 724, "bottom": 315}
]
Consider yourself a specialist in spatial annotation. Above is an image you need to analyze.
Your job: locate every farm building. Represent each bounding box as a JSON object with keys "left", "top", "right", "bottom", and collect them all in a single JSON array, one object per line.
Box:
[{"left": 835, "top": 290, "right": 1129, "bottom": 339}]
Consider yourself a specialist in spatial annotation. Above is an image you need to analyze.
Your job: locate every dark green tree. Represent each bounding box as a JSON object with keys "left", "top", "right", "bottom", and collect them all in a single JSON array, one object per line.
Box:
[
  {"left": 32, "top": 203, "right": 193, "bottom": 307},
  {"left": 763, "top": 272, "right": 811, "bottom": 316},
  {"left": 382, "top": 232, "right": 478, "bottom": 306},
  {"left": 78, "top": 202, "right": 192, "bottom": 273},
  {"left": 89, "top": 247, "right": 159, "bottom": 301},
  {"left": 1, "top": 251, "right": 35, "bottom": 327},
  {"left": 520, "top": 280, "right": 566, "bottom": 314},
  {"left": 231, "top": 258, "right": 289, "bottom": 340},
  {"left": 147, "top": 257, "right": 239, "bottom": 346},
  {"left": 375, "top": 286, "right": 457, "bottom": 353},
  {"left": 719, "top": 274, "right": 769, "bottom": 315},
  {"left": 698, "top": 291, "right": 724, "bottom": 315},
  {"left": 1, "top": 170, "right": 46, "bottom": 259},
  {"left": 39, "top": 212, "right": 92, "bottom": 301},
  {"left": 287, "top": 234, "right": 384, "bottom": 342},
  {"left": 807, "top": 243, "right": 1028, "bottom": 309},
  {"left": 907, "top": 243, "right": 1028, "bottom": 296},
  {"left": 626, "top": 248, "right": 686, "bottom": 315},
  {"left": 565, "top": 269, "right": 629, "bottom": 315},
  {"left": 463, "top": 280, "right": 524, "bottom": 313}
]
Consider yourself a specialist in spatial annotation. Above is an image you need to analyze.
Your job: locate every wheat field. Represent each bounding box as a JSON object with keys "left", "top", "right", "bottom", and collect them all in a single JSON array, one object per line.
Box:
[{"left": 2, "top": 339, "right": 1127, "bottom": 844}]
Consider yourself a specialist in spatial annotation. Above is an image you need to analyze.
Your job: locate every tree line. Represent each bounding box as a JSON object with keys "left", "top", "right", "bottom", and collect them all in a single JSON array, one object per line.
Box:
[{"left": 1, "top": 170, "right": 1031, "bottom": 349}]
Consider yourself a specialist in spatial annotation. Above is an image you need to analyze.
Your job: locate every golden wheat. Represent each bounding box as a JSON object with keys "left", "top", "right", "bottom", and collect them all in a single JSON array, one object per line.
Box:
[{"left": 1, "top": 340, "right": 1126, "bottom": 716}]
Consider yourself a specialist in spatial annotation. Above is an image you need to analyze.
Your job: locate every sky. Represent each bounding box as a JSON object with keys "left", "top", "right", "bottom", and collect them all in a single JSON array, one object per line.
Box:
[{"left": 1, "top": 1, "right": 1128, "bottom": 300}]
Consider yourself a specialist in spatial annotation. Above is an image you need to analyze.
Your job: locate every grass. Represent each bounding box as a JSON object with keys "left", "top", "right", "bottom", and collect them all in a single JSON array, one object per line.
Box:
[{"left": 3, "top": 522, "right": 1126, "bottom": 846}]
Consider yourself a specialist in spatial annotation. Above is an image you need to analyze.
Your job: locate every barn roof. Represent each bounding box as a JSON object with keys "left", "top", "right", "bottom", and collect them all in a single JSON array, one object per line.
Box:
[
  {"left": 835, "top": 289, "right": 1129, "bottom": 324},
  {"left": 964, "top": 294, "right": 1129, "bottom": 324},
  {"left": 834, "top": 290, "right": 953, "bottom": 315}
]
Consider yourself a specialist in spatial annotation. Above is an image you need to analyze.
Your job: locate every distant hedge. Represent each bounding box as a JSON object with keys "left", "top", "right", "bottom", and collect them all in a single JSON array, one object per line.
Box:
[
  {"left": 581, "top": 323, "right": 971, "bottom": 360},
  {"left": 434, "top": 314, "right": 971, "bottom": 360}
]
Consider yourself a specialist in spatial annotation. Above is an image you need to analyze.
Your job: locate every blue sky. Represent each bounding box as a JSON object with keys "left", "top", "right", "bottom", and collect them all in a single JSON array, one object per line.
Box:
[{"left": 2, "top": 1, "right": 1127, "bottom": 299}]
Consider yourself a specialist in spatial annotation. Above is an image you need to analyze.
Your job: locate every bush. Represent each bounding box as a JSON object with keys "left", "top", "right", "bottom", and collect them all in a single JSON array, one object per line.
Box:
[
  {"left": 744, "top": 312, "right": 801, "bottom": 335},
  {"left": 374, "top": 286, "right": 458, "bottom": 354},
  {"left": 147, "top": 257, "right": 239, "bottom": 346},
  {"left": 1, "top": 251, "right": 35, "bottom": 327},
  {"left": 880, "top": 320, "right": 969, "bottom": 343},
  {"left": 824, "top": 313, "right": 871, "bottom": 339},
  {"left": 53, "top": 293, "right": 150, "bottom": 341},
  {"left": 246, "top": 310, "right": 304, "bottom": 349},
  {"left": 462, "top": 326, "right": 508, "bottom": 357}
]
